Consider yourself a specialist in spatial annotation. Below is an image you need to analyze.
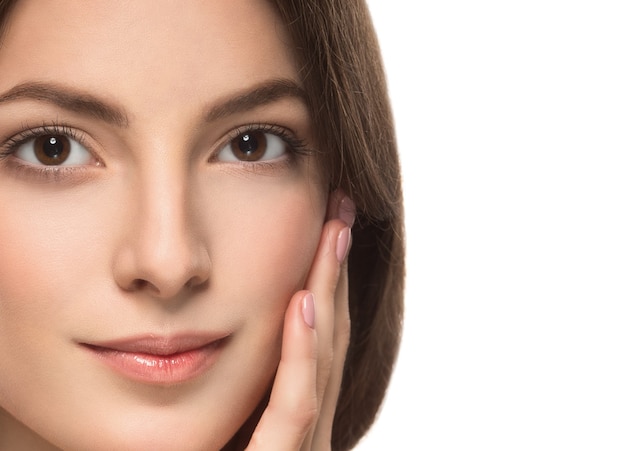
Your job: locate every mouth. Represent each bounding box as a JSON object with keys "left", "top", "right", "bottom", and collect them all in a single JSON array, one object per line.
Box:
[{"left": 80, "top": 334, "right": 228, "bottom": 385}]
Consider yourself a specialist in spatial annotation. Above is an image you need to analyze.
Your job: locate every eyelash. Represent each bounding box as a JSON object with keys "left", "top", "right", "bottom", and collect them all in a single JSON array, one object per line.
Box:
[
  {"left": 0, "top": 122, "right": 313, "bottom": 182},
  {"left": 1, "top": 123, "right": 85, "bottom": 153}
]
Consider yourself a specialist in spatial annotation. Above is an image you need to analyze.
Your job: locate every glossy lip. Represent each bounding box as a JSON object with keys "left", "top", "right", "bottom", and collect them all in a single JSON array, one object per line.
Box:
[{"left": 80, "top": 333, "right": 229, "bottom": 385}]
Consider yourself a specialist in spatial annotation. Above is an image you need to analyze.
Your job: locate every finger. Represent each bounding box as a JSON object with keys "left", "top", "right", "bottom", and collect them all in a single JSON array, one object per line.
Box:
[
  {"left": 312, "top": 245, "right": 351, "bottom": 449},
  {"left": 301, "top": 191, "right": 355, "bottom": 449},
  {"left": 308, "top": 227, "right": 352, "bottom": 449},
  {"left": 304, "top": 220, "right": 347, "bottom": 383},
  {"left": 300, "top": 219, "right": 352, "bottom": 449},
  {"left": 246, "top": 291, "right": 318, "bottom": 451},
  {"left": 307, "top": 191, "right": 355, "bottom": 396}
]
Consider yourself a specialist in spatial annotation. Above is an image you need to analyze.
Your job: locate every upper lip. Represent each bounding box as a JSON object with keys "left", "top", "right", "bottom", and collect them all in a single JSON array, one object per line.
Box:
[{"left": 81, "top": 333, "right": 229, "bottom": 356}]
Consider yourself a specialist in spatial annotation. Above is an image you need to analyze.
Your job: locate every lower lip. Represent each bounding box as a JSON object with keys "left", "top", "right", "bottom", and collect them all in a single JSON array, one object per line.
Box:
[{"left": 83, "top": 341, "right": 224, "bottom": 385}]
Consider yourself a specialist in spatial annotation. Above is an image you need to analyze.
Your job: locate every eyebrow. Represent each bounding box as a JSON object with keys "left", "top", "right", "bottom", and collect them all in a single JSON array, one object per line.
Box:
[
  {"left": 0, "top": 82, "right": 129, "bottom": 127},
  {"left": 205, "top": 78, "right": 308, "bottom": 122},
  {"left": 0, "top": 78, "right": 308, "bottom": 127}
]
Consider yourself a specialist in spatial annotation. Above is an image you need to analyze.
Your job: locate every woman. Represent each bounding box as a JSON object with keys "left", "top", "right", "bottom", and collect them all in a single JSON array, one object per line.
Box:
[{"left": 0, "top": 0, "right": 404, "bottom": 449}]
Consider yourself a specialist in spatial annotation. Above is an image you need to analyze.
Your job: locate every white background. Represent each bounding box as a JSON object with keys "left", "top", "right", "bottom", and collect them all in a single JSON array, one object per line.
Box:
[{"left": 358, "top": 1, "right": 626, "bottom": 450}]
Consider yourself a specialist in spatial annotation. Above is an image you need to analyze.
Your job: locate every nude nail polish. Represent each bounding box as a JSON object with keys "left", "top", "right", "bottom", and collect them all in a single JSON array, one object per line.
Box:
[
  {"left": 302, "top": 293, "right": 315, "bottom": 329},
  {"left": 336, "top": 227, "right": 351, "bottom": 263}
]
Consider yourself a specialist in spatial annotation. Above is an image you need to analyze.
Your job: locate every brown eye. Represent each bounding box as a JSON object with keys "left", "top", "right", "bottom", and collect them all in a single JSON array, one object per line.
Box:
[
  {"left": 14, "top": 131, "right": 93, "bottom": 167},
  {"left": 231, "top": 131, "right": 267, "bottom": 162},
  {"left": 33, "top": 135, "right": 71, "bottom": 165},
  {"left": 217, "top": 129, "right": 289, "bottom": 163}
]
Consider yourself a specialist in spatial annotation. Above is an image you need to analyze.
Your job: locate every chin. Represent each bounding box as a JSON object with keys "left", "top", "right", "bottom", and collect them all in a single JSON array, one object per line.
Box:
[{"left": 39, "top": 411, "right": 241, "bottom": 451}]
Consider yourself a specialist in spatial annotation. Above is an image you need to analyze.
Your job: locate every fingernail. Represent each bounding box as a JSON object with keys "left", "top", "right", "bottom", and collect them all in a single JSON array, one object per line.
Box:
[
  {"left": 302, "top": 293, "right": 315, "bottom": 329},
  {"left": 338, "top": 195, "right": 356, "bottom": 227},
  {"left": 336, "top": 227, "right": 351, "bottom": 263}
]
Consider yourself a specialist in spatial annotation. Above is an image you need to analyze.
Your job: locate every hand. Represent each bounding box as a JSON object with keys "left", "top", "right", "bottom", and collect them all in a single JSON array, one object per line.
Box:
[{"left": 245, "top": 191, "right": 356, "bottom": 451}]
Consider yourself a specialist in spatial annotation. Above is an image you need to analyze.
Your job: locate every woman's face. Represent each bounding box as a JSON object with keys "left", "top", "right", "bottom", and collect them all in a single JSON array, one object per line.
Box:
[{"left": 0, "top": 0, "right": 326, "bottom": 449}]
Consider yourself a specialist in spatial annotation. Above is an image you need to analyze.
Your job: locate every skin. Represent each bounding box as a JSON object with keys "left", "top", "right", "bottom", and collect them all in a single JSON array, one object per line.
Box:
[{"left": 0, "top": 1, "right": 352, "bottom": 449}]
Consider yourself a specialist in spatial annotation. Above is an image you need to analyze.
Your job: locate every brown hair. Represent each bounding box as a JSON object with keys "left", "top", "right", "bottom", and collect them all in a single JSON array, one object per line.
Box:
[
  {"left": 269, "top": 2, "right": 405, "bottom": 449},
  {"left": 0, "top": 0, "right": 15, "bottom": 41},
  {"left": 0, "top": 1, "right": 405, "bottom": 449}
]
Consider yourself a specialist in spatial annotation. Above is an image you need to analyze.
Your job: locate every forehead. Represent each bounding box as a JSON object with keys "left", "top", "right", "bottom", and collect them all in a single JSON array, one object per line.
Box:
[{"left": 0, "top": 0, "right": 297, "bottom": 106}]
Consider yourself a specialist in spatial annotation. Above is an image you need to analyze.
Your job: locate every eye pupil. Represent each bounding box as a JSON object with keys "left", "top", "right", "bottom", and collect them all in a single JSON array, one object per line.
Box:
[
  {"left": 234, "top": 131, "right": 267, "bottom": 161},
  {"left": 238, "top": 133, "right": 256, "bottom": 154},
  {"left": 44, "top": 137, "right": 61, "bottom": 157},
  {"left": 35, "top": 135, "right": 71, "bottom": 165}
]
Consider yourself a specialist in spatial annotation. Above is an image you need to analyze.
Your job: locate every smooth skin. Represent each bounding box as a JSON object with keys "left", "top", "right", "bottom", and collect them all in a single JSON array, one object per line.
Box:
[{"left": 0, "top": 0, "right": 353, "bottom": 449}]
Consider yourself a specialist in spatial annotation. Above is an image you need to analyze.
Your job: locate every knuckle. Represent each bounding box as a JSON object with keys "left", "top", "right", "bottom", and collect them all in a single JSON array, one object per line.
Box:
[
  {"left": 270, "top": 391, "right": 318, "bottom": 428},
  {"left": 287, "top": 396, "right": 319, "bottom": 429},
  {"left": 297, "top": 402, "right": 319, "bottom": 427}
]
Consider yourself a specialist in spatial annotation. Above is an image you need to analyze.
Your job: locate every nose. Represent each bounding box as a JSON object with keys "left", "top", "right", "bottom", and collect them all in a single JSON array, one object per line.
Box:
[{"left": 113, "top": 165, "right": 211, "bottom": 300}]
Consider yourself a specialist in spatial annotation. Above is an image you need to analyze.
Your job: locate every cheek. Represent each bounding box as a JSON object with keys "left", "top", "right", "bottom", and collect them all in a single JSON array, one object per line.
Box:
[
  {"left": 0, "top": 192, "right": 76, "bottom": 318},
  {"left": 199, "top": 172, "right": 326, "bottom": 318},
  {"left": 0, "top": 186, "right": 112, "bottom": 317}
]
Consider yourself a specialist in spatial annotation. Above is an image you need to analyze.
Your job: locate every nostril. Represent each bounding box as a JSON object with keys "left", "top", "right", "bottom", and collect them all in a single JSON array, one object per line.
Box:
[
  {"left": 123, "top": 273, "right": 209, "bottom": 298},
  {"left": 127, "top": 279, "right": 156, "bottom": 293},
  {"left": 185, "top": 276, "right": 210, "bottom": 290}
]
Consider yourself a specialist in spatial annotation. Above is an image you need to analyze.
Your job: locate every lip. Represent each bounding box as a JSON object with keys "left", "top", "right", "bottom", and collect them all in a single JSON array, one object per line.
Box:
[{"left": 80, "top": 333, "right": 228, "bottom": 385}]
